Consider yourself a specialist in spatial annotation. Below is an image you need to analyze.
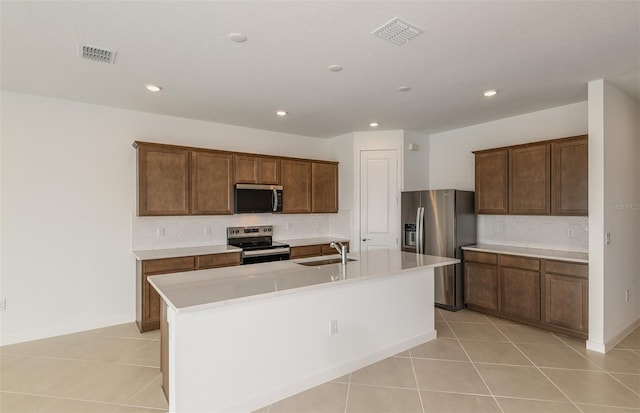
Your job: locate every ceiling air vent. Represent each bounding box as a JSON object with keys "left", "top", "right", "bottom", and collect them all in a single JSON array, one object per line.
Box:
[
  {"left": 372, "top": 18, "right": 422, "bottom": 45},
  {"left": 79, "top": 44, "right": 117, "bottom": 64}
]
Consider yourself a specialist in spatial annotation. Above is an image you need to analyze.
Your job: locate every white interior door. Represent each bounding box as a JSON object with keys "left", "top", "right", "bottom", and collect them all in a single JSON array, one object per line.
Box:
[{"left": 360, "top": 150, "right": 399, "bottom": 252}]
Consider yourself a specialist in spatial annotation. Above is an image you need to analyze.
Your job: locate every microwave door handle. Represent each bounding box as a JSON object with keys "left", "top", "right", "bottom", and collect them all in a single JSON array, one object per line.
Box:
[{"left": 273, "top": 189, "right": 277, "bottom": 212}]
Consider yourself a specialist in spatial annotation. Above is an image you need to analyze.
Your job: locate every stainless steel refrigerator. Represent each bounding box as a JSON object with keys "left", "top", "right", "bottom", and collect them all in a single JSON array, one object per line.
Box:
[{"left": 401, "top": 189, "right": 476, "bottom": 311}]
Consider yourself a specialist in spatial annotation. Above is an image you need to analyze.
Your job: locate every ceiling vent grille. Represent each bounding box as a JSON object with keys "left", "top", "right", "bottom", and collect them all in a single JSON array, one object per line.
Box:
[
  {"left": 79, "top": 44, "right": 117, "bottom": 64},
  {"left": 372, "top": 18, "right": 422, "bottom": 45}
]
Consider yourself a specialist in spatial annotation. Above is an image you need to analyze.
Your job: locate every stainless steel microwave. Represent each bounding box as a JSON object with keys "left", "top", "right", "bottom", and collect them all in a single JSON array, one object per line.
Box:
[{"left": 234, "top": 184, "right": 283, "bottom": 213}]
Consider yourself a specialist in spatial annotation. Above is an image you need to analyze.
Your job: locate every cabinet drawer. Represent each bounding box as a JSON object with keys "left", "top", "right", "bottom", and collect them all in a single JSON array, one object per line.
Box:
[
  {"left": 464, "top": 250, "right": 497, "bottom": 265},
  {"left": 143, "top": 256, "right": 195, "bottom": 275},
  {"left": 290, "top": 245, "right": 322, "bottom": 258},
  {"left": 545, "top": 260, "right": 588, "bottom": 278},
  {"left": 321, "top": 242, "right": 349, "bottom": 255},
  {"left": 196, "top": 252, "right": 241, "bottom": 269},
  {"left": 500, "top": 255, "right": 540, "bottom": 271}
]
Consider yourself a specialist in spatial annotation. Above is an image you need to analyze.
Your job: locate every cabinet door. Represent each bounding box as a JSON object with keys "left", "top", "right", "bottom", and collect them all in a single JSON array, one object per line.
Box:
[
  {"left": 499, "top": 267, "right": 541, "bottom": 321},
  {"left": 191, "top": 151, "right": 234, "bottom": 215},
  {"left": 552, "top": 136, "right": 588, "bottom": 216},
  {"left": 509, "top": 144, "right": 550, "bottom": 215},
  {"left": 312, "top": 162, "right": 338, "bottom": 213},
  {"left": 196, "top": 252, "right": 241, "bottom": 269},
  {"left": 235, "top": 155, "right": 280, "bottom": 184},
  {"left": 464, "top": 261, "right": 498, "bottom": 310},
  {"left": 474, "top": 149, "right": 509, "bottom": 214},
  {"left": 281, "top": 159, "right": 312, "bottom": 213},
  {"left": 290, "top": 245, "right": 322, "bottom": 258},
  {"left": 544, "top": 274, "right": 588, "bottom": 333},
  {"left": 137, "top": 144, "right": 190, "bottom": 216}
]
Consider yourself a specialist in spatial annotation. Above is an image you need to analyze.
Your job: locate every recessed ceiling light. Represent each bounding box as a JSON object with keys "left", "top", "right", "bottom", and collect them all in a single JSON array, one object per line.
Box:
[
  {"left": 276, "top": 110, "right": 287, "bottom": 116},
  {"left": 397, "top": 86, "right": 411, "bottom": 92},
  {"left": 483, "top": 89, "right": 498, "bottom": 97},
  {"left": 328, "top": 65, "right": 343, "bottom": 72},
  {"left": 369, "top": 122, "right": 379, "bottom": 127},
  {"left": 145, "top": 84, "right": 162, "bottom": 92},
  {"left": 229, "top": 33, "right": 248, "bottom": 43}
]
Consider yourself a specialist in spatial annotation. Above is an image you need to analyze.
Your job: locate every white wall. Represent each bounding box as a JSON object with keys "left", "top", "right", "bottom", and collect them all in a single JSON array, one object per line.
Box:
[
  {"left": 403, "top": 130, "right": 430, "bottom": 191},
  {"left": 0, "top": 91, "right": 337, "bottom": 345},
  {"left": 427, "top": 102, "right": 588, "bottom": 191},
  {"left": 588, "top": 80, "right": 640, "bottom": 351}
]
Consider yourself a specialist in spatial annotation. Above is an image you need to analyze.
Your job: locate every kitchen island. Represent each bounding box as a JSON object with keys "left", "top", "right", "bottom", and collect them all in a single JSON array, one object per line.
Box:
[{"left": 149, "top": 250, "right": 458, "bottom": 413}]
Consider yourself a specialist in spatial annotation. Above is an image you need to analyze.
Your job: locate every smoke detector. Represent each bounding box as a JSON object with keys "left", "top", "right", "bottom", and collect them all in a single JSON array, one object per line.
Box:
[
  {"left": 372, "top": 18, "right": 422, "bottom": 45},
  {"left": 79, "top": 44, "right": 117, "bottom": 64}
]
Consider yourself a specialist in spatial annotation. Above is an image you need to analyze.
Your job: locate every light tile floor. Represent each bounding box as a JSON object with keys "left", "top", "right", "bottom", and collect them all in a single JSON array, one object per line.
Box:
[{"left": 1, "top": 310, "right": 639, "bottom": 413}]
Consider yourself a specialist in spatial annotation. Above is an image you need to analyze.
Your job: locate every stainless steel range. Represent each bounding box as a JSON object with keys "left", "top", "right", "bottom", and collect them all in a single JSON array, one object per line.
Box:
[{"left": 227, "top": 225, "right": 290, "bottom": 264}]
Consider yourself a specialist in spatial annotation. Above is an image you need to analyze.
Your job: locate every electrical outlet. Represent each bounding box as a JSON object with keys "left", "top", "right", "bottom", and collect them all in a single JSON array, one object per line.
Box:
[
  {"left": 330, "top": 319, "right": 338, "bottom": 335},
  {"left": 204, "top": 225, "right": 212, "bottom": 236},
  {"left": 156, "top": 227, "right": 165, "bottom": 238},
  {"left": 567, "top": 228, "right": 575, "bottom": 238},
  {"left": 605, "top": 233, "right": 611, "bottom": 245},
  {"left": 626, "top": 290, "right": 630, "bottom": 302},
  {"left": 0, "top": 299, "right": 6, "bottom": 311}
]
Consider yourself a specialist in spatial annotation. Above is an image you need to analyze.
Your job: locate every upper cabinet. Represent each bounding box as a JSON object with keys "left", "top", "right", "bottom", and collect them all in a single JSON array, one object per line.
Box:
[
  {"left": 281, "top": 159, "right": 312, "bottom": 213},
  {"left": 134, "top": 142, "right": 233, "bottom": 216},
  {"left": 509, "top": 143, "right": 551, "bottom": 215},
  {"left": 136, "top": 143, "right": 190, "bottom": 216},
  {"left": 311, "top": 162, "right": 338, "bottom": 213},
  {"left": 474, "top": 149, "right": 509, "bottom": 214},
  {"left": 134, "top": 141, "right": 338, "bottom": 216},
  {"left": 191, "top": 151, "right": 234, "bottom": 215},
  {"left": 552, "top": 135, "right": 588, "bottom": 215},
  {"left": 234, "top": 155, "right": 280, "bottom": 185},
  {"left": 473, "top": 135, "right": 587, "bottom": 217}
]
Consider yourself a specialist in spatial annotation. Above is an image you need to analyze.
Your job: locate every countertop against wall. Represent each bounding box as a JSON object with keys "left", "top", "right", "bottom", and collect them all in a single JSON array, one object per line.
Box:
[
  {"left": 132, "top": 236, "right": 350, "bottom": 260},
  {"left": 462, "top": 244, "right": 588, "bottom": 264}
]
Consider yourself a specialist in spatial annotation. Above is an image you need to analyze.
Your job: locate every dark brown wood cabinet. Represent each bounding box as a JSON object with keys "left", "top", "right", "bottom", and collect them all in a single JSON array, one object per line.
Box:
[
  {"left": 552, "top": 136, "right": 588, "bottom": 216},
  {"left": 191, "top": 151, "right": 234, "bottom": 215},
  {"left": 464, "top": 250, "right": 588, "bottom": 339},
  {"left": 281, "top": 159, "right": 312, "bottom": 213},
  {"left": 136, "top": 252, "right": 241, "bottom": 332},
  {"left": 499, "top": 255, "right": 541, "bottom": 321},
  {"left": 136, "top": 144, "right": 190, "bottom": 216},
  {"left": 137, "top": 256, "right": 196, "bottom": 332},
  {"left": 290, "top": 242, "right": 350, "bottom": 259},
  {"left": 311, "top": 162, "right": 338, "bottom": 213},
  {"left": 509, "top": 143, "right": 551, "bottom": 215},
  {"left": 474, "top": 149, "right": 509, "bottom": 214},
  {"left": 473, "top": 135, "right": 587, "bottom": 217},
  {"left": 234, "top": 155, "right": 280, "bottom": 184},
  {"left": 463, "top": 251, "right": 499, "bottom": 310},
  {"left": 544, "top": 260, "right": 588, "bottom": 334}
]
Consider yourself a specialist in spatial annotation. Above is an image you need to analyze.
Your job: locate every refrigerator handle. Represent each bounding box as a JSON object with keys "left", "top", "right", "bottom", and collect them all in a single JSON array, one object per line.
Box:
[
  {"left": 417, "top": 207, "right": 425, "bottom": 254},
  {"left": 415, "top": 208, "right": 421, "bottom": 253}
]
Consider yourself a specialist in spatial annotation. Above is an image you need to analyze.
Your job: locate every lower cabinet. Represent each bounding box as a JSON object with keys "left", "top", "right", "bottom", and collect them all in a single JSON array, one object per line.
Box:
[
  {"left": 290, "top": 242, "right": 350, "bottom": 259},
  {"left": 544, "top": 260, "right": 588, "bottom": 334},
  {"left": 464, "top": 250, "right": 588, "bottom": 339},
  {"left": 136, "top": 252, "right": 241, "bottom": 332}
]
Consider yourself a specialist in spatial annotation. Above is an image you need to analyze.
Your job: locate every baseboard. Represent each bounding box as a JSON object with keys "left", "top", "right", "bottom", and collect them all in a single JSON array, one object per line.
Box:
[
  {"left": 604, "top": 316, "right": 640, "bottom": 352},
  {"left": 226, "top": 330, "right": 437, "bottom": 413},
  {"left": 0, "top": 314, "right": 133, "bottom": 346}
]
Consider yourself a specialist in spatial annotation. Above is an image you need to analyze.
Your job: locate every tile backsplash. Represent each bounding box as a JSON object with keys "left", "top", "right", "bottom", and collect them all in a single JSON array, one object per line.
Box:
[
  {"left": 477, "top": 215, "right": 588, "bottom": 252},
  {"left": 132, "top": 210, "right": 351, "bottom": 251}
]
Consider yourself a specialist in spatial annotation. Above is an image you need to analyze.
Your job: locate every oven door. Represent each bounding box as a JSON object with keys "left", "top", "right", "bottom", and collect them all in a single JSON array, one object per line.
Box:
[{"left": 242, "top": 247, "right": 290, "bottom": 264}]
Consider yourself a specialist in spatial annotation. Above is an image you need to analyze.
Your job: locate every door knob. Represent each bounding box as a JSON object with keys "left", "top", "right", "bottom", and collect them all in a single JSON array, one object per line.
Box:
[{"left": 362, "top": 238, "right": 370, "bottom": 241}]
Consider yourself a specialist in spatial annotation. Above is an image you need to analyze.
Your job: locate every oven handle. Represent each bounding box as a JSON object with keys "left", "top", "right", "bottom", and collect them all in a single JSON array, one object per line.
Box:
[{"left": 243, "top": 247, "right": 290, "bottom": 257}]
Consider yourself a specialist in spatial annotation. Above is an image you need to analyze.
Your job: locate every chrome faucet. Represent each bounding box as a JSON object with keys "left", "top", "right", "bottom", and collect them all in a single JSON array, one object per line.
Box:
[{"left": 330, "top": 242, "right": 348, "bottom": 265}]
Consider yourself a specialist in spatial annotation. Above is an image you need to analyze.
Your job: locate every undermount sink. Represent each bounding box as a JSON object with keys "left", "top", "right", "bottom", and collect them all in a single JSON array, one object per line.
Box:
[{"left": 296, "top": 257, "right": 358, "bottom": 266}]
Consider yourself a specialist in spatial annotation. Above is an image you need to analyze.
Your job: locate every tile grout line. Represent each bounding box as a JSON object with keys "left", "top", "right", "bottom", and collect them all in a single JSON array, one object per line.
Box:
[
  {"left": 0, "top": 390, "right": 167, "bottom": 411},
  {"left": 342, "top": 372, "right": 351, "bottom": 413},
  {"left": 485, "top": 317, "right": 585, "bottom": 413},
  {"left": 551, "top": 332, "right": 640, "bottom": 397},
  {"left": 407, "top": 349, "right": 426, "bottom": 413},
  {"left": 439, "top": 310, "right": 506, "bottom": 413}
]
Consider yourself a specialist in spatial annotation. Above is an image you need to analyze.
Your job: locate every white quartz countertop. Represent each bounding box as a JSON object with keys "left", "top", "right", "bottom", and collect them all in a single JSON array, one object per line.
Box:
[
  {"left": 462, "top": 244, "right": 588, "bottom": 263},
  {"left": 276, "top": 237, "right": 350, "bottom": 247},
  {"left": 148, "top": 251, "right": 458, "bottom": 313},
  {"left": 132, "top": 245, "right": 241, "bottom": 261}
]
